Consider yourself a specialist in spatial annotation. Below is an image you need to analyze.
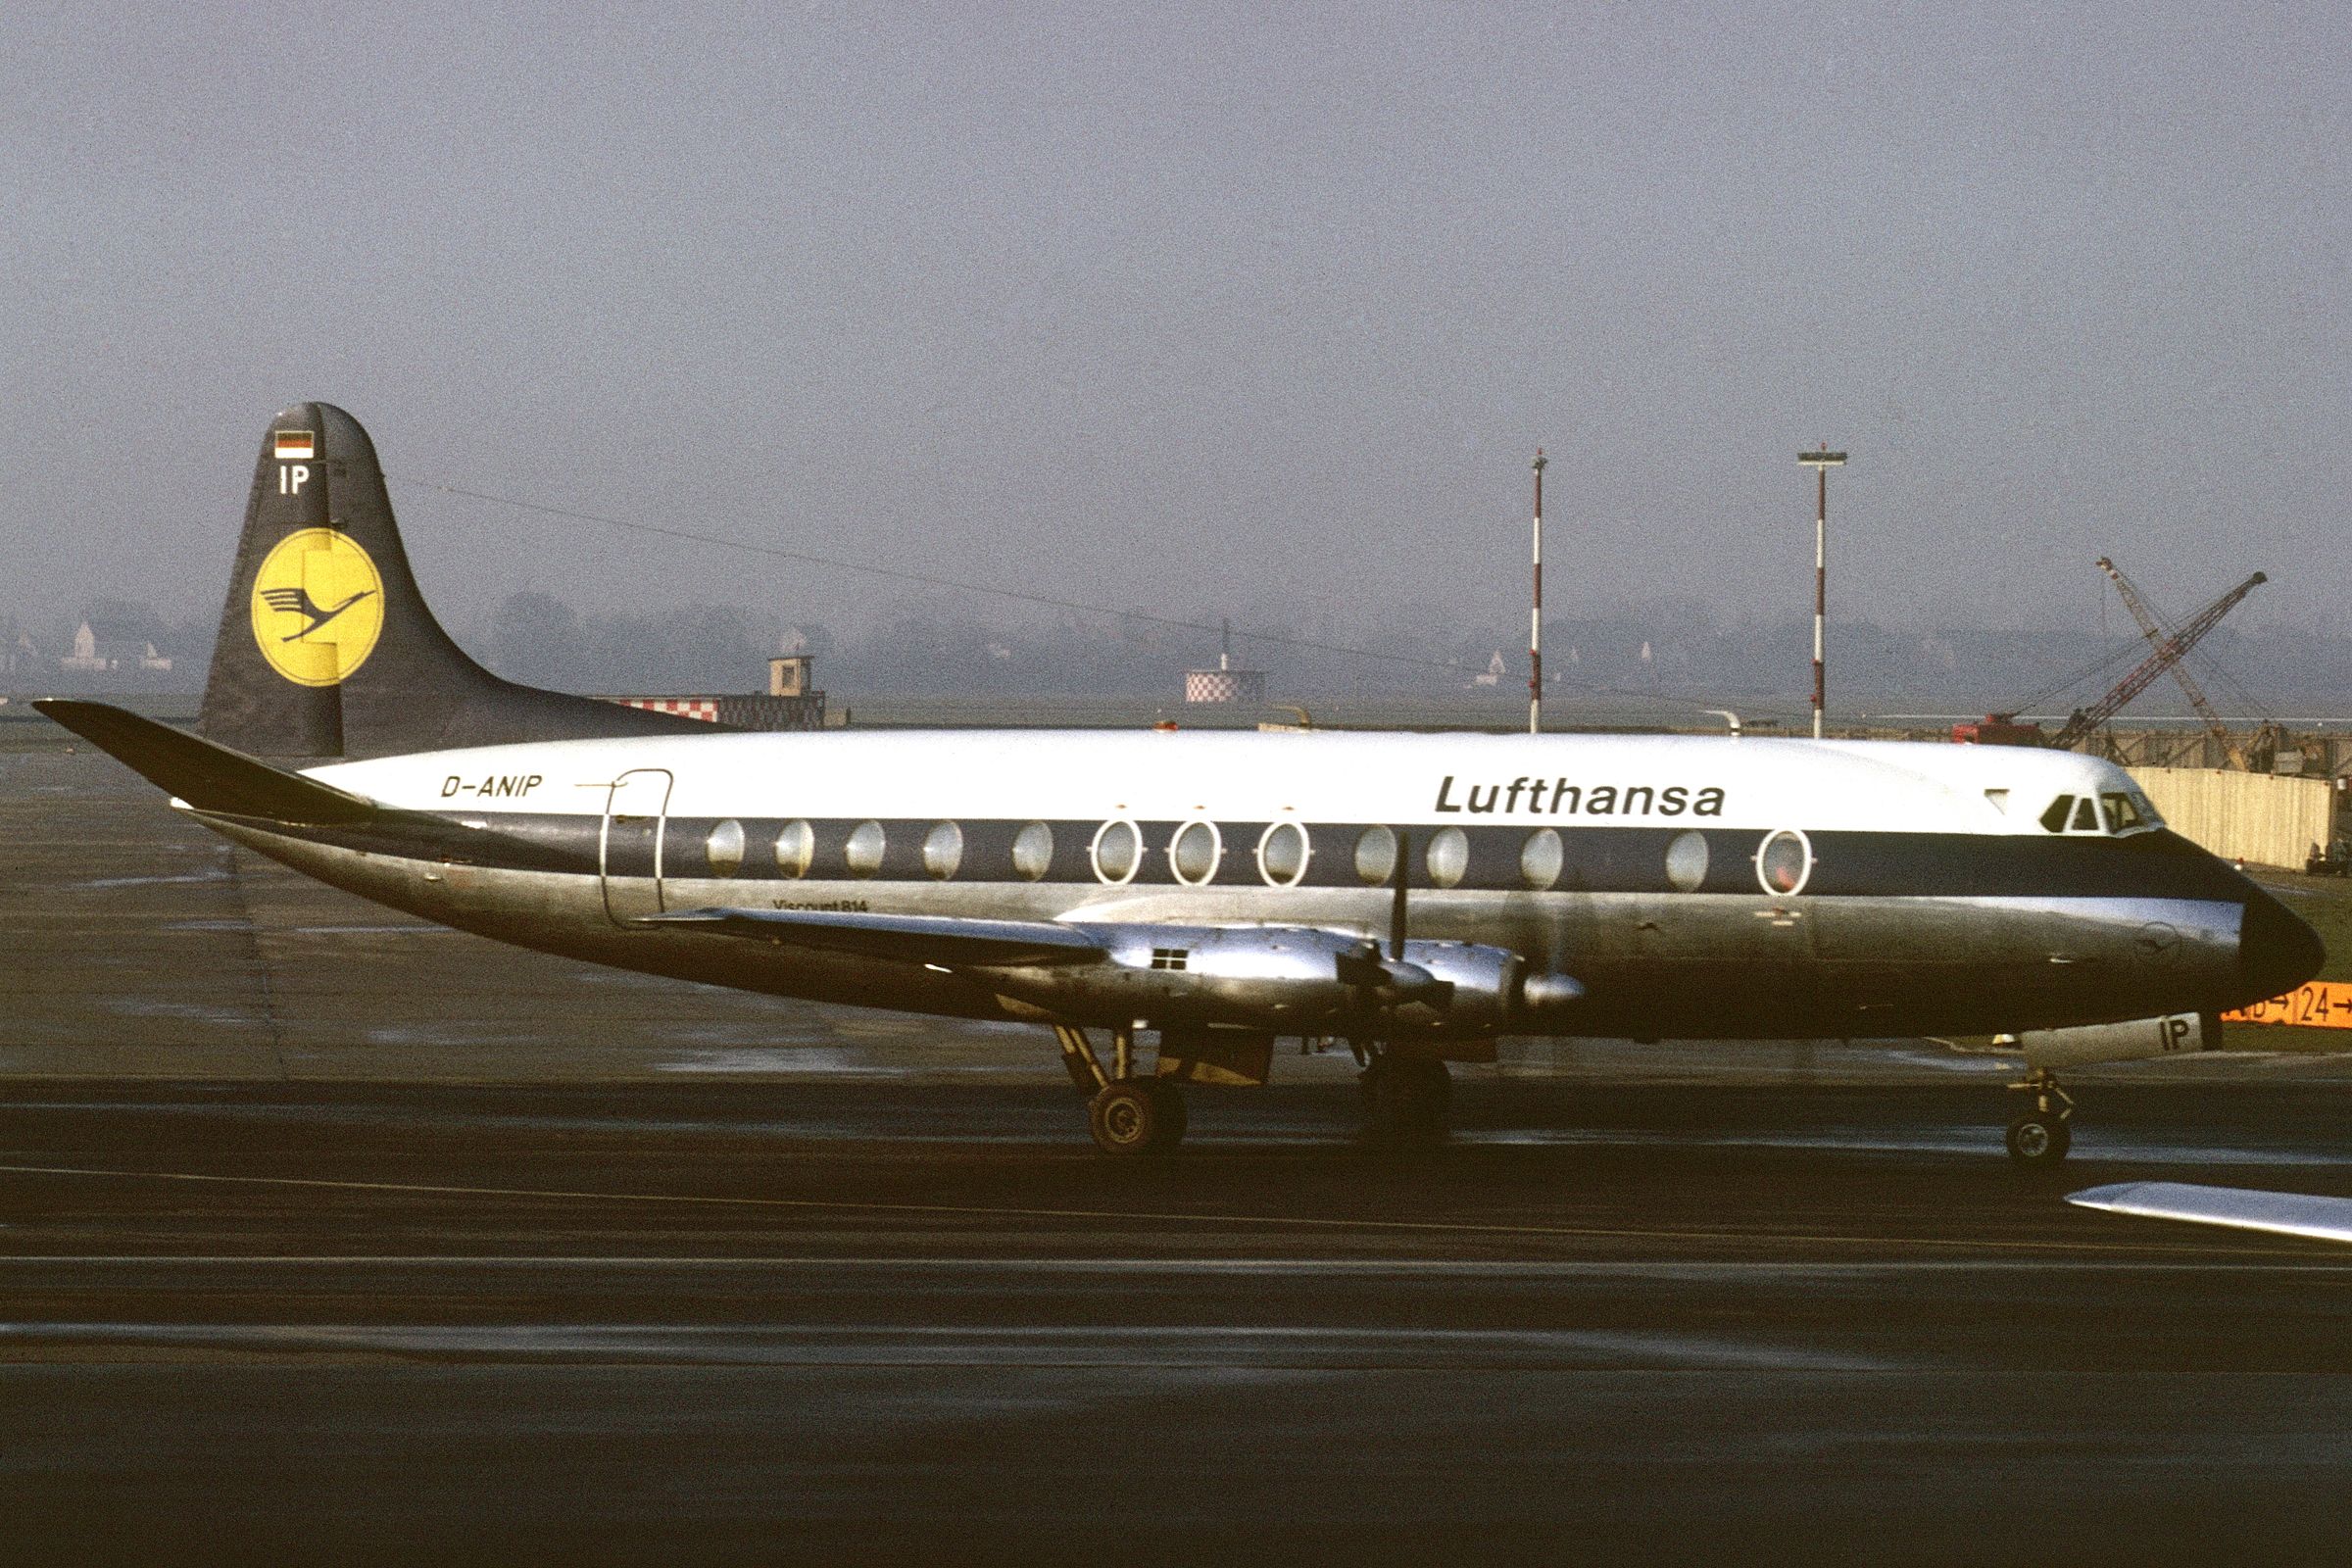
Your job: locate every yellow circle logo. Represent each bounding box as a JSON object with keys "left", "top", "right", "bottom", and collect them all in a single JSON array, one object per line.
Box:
[{"left": 249, "top": 528, "right": 385, "bottom": 686}]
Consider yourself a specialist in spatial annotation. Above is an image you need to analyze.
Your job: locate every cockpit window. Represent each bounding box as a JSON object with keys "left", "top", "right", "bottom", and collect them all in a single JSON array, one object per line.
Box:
[
  {"left": 2042, "top": 788, "right": 2161, "bottom": 837},
  {"left": 2100, "top": 790, "right": 2163, "bottom": 835}
]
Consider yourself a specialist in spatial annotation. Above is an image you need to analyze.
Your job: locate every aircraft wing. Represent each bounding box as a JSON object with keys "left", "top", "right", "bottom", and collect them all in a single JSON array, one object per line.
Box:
[
  {"left": 2067, "top": 1181, "right": 2352, "bottom": 1245},
  {"left": 642, "top": 906, "right": 1109, "bottom": 968}
]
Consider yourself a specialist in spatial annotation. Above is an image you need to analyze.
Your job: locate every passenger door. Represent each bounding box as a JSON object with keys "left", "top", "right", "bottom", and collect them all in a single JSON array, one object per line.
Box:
[{"left": 600, "top": 768, "right": 673, "bottom": 926}]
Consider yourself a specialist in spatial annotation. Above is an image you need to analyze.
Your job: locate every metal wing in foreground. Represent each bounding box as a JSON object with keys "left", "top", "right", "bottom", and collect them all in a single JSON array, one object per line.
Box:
[
  {"left": 641, "top": 906, "right": 1109, "bottom": 968},
  {"left": 2068, "top": 1181, "right": 2352, "bottom": 1245}
]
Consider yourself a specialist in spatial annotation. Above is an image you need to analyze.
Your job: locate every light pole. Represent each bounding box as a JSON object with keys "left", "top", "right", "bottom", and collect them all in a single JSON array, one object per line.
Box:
[
  {"left": 1529, "top": 448, "right": 1546, "bottom": 736},
  {"left": 1797, "top": 445, "right": 1846, "bottom": 739}
]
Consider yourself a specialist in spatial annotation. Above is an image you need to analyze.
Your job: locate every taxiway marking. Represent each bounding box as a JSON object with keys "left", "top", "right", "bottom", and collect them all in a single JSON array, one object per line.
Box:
[{"left": 0, "top": 1162, "right": 2316, "bottom": 1257}]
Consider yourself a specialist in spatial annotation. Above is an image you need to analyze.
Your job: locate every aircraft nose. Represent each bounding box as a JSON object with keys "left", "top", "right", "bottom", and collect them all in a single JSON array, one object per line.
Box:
[{"left": 2239, "top": 888, "right": 2326, "bottom": 1004}]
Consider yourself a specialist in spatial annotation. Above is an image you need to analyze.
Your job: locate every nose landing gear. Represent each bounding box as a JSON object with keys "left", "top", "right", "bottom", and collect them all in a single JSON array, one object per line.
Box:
[{"left": 2005, "top": 1067, "right": 2075, "bottom": 1166}]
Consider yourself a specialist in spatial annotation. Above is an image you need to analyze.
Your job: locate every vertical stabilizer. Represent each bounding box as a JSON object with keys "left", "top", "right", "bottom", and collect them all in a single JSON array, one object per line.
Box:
[{"left": 200, "top": 403, "right": 716, "bottom": 759}]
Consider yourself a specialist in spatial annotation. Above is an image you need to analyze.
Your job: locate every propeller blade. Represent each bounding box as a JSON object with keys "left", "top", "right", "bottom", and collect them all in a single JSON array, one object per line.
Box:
[{"left": 1390, "top": 829, "right": 1410, "bottom": 960}]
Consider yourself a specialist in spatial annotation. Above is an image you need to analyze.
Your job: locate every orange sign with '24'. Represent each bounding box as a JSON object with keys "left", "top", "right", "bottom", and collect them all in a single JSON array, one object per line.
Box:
[{"left": 2226, "top": 980, "right": 2352, "bottom": 1030}]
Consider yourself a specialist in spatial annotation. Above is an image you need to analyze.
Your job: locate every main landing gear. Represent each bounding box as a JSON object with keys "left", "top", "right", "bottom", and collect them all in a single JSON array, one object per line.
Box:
[
  {"left": 1056, "top": 1023, "right": 1187, "bottom": 1156},
  {"left": 1357, "top": 1052, "right": 1450, "bottom": 1140},
  {"left": 2005, "top": 1067, "right": 2075, "bottom": 1167}
]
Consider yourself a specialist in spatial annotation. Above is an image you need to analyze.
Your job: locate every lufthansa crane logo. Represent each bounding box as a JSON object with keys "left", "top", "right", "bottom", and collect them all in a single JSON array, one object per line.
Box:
[{"left": 249, "top": 527, "right": 384, "bottom": 686}]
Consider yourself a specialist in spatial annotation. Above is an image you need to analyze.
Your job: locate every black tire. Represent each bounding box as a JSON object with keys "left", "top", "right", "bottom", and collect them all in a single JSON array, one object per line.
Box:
[
  {"left": 1364, "top": 1057, "right": 1449, "bottom": 1137},
  {"left": 1403, "top": 1058, "right": 1452, "bottom": 1120},
  {"left": 1088, "top": 1081, "right": 1168, "bottom": 1155},
  {"left": 1146, "top": 1079, "right": 1189, "bottom": 1147},
  {"left": 2005, "top": 1112, "right": 2072, "bottom": 1166}
]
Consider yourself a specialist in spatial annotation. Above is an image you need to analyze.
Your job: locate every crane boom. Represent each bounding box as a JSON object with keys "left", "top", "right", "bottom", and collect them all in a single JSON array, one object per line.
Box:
[
  {"left": 2050, "top": 568, "right": 2268, "bottom": 752},
  {"left": 2095, "top": 558, "right": 2246, "bottom": 767}
]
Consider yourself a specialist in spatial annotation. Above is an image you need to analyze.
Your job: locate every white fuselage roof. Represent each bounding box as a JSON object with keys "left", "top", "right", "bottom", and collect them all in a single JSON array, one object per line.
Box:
[{"left": 316, "top": 728, "right": 2149, "bottom": 835}]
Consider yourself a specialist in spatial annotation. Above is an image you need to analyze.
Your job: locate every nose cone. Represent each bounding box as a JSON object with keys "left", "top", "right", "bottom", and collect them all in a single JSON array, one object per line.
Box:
[{"left": 2239, "top": 889, "right": 2326, "bottom": 1005}]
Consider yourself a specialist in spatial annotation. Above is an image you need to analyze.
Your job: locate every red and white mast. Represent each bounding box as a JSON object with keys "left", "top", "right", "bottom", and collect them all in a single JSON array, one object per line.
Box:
[{"left": 1529, "top": 448, "right": 1546, "bottom": 736}]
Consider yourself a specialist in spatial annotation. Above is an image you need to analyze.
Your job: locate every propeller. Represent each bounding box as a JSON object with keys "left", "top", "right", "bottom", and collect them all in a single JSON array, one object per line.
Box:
[
  {"left": 1335, "top": 829, "right": 1453, "bottom": 1015},
  {"left": 1389, "top": 827, "right": 1410, "bottom": 961}
]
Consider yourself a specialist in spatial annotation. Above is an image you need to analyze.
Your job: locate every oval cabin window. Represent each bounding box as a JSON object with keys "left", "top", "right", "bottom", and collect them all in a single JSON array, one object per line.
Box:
[
  {"left": 1665, "top": 829, "right": 1708, "bottom": 892},
  {"left": 1257, "top": 821, "right": 1309, "bottom": 887},
  {"left": 844, "top": 820, "right": 887, "bottom": 878},
  {"left": 705, "top": 818, "right": 746, "bottom": 879},
  {"left": 774, "top": 819, "right": 814, "bottom": 879},
  {"left": 1092, "top": 819, "right": 1142, "bottom": 884},
  {"left": 1427, "top": 826, "right": 1469, "bottom": 890},
  {"left": 922, "top": 821, "right": 962, "bottom": 880},
  {"left": 1011, "top": 821, "right": 1054, "bottom": 882},
  {"left": 1519, "top": 828, "right": 1563, "bottom": 890},
  {"left": 1169, "top": 820, "right": 1220, "bottom": 886},
  {"left": 1755, "top": 829, "right": 1812, "bottom": 896},
  {"left": 1353, "top": 826, "right": 1398, "bottom": 887}
]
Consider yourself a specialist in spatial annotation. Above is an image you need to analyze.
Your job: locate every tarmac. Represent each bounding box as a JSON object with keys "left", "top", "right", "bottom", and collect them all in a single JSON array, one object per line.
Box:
[{"left": 8, "top": 729, "right": 2352, "bottom": 1563}]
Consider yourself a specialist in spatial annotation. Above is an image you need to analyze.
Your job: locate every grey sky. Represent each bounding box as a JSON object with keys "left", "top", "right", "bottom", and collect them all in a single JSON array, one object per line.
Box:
[{"left": 7, "top": 2, "right": 2348, "bottom": 656}]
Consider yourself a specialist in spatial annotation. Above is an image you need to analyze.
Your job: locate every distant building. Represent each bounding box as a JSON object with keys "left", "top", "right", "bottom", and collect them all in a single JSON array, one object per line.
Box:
[
  {"left": 0, "top": 630, "right": 35, "bottom": 677},
  {"left": 58, "top": 618, "right": 172, "bottom": 673},
  {"left": 603, "top": 655, "right": 826, "bottom": 730},
  {"left": 1185, "top": 659, "right": 1264, "bottom": 705},
  {"left": 1470, "top": 651, "right": 1505, "bottom": 688},
  {"left": 767, "top": 655, "right": 812, "bottom": 697},
  {"left": 1186, "top": 620, "right": 1265, "bottom": 705}
]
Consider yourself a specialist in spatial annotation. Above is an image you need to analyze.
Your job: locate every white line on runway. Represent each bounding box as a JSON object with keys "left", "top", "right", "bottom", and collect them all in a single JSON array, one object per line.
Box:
[
  {"left": 0, "top": 1162, "right": 2314, "bottom": 1258},
  {"left": 0, "top": 1254, "right": 2343, "bottom": 1274},
  {"left": 0, "top": 1320, "right": 1899, "bottom": 1371}
]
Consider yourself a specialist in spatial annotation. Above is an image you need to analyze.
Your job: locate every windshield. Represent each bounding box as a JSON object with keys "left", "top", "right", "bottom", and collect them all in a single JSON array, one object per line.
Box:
[{"left": 2040, "top": 789, "right": 2164, "bottom": 836}]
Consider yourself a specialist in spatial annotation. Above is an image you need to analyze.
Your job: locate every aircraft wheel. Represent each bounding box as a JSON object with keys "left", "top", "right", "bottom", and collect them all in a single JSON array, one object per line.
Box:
[
  {"left": 1089, "top": 1080, "right": 1175, "bottom": 1155},
  {"left": 2005, "top": 1111, "right": 2072, "bottom": 1166},
  {"left": 1147, "top": 1079, "right": 1189, "bottom": 1147},
  {"left": 1363, "top": 1057, "right": 1449, "bottom": 1137}
]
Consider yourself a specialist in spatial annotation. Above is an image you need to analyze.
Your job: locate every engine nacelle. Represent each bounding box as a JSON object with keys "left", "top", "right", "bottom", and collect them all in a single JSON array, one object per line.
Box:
[
  {"left": 1391, "top": 939, "right": 1522, "bottom": 1034},
  {"left": 2003, "top": 1011, "right": 2221, "bottom": 1069},
  {"left": 977, "top": 923, "right": 1534, "bottom": 1037}
]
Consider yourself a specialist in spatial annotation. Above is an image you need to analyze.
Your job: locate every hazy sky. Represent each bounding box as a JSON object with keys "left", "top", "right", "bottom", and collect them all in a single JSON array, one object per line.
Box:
[{"left": 7, "top": 2, "right": 2348, "bottom": 656}]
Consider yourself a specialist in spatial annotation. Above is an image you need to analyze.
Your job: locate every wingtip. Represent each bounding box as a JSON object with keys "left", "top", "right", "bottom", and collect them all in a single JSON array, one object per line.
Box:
[{"left": 2064, "top": 1183, "right": 2144, "bottom": 1210}]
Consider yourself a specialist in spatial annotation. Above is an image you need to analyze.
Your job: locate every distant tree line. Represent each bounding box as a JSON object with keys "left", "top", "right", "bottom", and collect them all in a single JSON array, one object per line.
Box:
[{"left": 14, "top": 588, "right": 2352, "bottom": 720}]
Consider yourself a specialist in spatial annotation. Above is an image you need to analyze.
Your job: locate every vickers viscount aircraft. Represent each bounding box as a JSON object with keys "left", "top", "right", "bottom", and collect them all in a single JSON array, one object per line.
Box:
[{"left": 41, "top": 405, "right": 2325, "bottom": 1158}]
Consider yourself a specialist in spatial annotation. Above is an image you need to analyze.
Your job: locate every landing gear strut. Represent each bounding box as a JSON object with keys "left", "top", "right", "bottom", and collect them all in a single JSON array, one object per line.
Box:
[
  {"left": 1360, "top": 1053, "right": 1450, "bottom": 1139},
  {"left": 1056, "top": 1024, "right": 1186, "bottom": 1156},
  {"left": 2005, "top": 1067, "right": 2074, "bottom": 1166}
]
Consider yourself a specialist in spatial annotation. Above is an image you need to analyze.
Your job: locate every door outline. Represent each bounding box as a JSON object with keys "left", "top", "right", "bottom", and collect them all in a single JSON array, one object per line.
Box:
[{"left": 600, "top": 768, "right": 674, "bottom": 925}]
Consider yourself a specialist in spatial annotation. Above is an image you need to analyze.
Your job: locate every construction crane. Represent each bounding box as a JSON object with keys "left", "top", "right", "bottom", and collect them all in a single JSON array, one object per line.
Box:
[
  {"left": 2095, "top": 557, "right": 2248, "bottom": 767},
  {"left": 1956, "top": 565, "right": 2267, "bottom": 753},
  {"left": 2047, "top": 567, "right": 2268, "bottom": 754}
]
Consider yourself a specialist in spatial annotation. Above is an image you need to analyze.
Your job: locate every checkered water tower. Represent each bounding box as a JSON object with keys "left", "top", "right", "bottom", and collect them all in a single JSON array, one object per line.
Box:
[{"left": 1185, "top": 620, "right": 1264, "bottom": 705}]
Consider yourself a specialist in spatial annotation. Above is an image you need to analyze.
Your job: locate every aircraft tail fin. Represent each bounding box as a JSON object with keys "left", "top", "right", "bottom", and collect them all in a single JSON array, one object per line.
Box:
[{"left": 199, "top": 403, "right": 716, "bottom": 759}]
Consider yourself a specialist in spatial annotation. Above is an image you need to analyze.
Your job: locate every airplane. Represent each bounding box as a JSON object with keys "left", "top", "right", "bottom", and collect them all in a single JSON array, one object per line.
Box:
[{"left": 37, "top": 403, "right": 2327, "bottom": 1158}]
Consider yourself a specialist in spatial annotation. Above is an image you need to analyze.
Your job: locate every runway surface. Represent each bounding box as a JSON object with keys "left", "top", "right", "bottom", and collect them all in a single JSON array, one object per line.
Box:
[{"left": 10, "top": 731, "right": 2352, "bottom": 1562}]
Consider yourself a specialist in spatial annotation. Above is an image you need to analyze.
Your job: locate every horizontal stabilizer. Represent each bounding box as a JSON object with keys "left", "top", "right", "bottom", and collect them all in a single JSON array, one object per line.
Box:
[
  {"left": 644, "top": 906, "right": 1108, "bottom": 968},
  {"left": 2067, "top": 1181, "right": 2352, "bottom": 1245},
  {"left": 35, "top": 699, "right": 380, "bottom": 825}
]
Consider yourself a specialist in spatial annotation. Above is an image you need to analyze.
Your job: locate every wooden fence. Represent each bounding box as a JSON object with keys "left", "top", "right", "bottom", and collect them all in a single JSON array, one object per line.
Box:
[{"left": 2126, "top": 766, "right": 2333, "bottom": 868}]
